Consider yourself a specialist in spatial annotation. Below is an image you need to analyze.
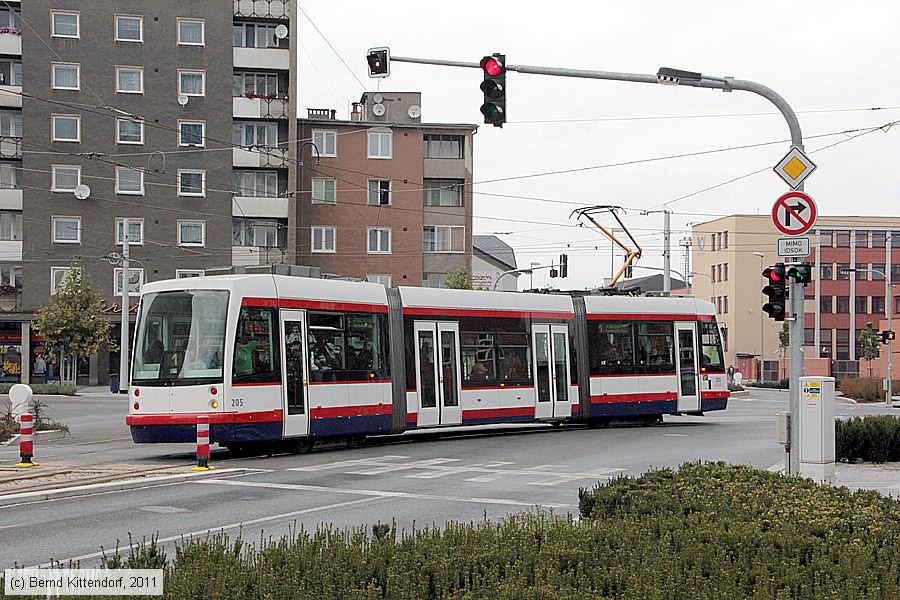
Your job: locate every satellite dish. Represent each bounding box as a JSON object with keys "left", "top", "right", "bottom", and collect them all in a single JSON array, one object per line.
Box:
[
  {"left": 408, "top": 105, "right": 421, "bottom": 119},
  {"left": 274, "top": 24, "right": 288, "bottom": 39},
  {"left": 373, "top": 93, "right": 384, "bottom": 104},
  {"left": 372, "top": 103, "right": 386, "bottom": 117},
  {"left": 177, "top": 94, "right": 189, "bottom": 107},
  {"left": 73, "top": 184, "right": 91, "bottom": 200}
]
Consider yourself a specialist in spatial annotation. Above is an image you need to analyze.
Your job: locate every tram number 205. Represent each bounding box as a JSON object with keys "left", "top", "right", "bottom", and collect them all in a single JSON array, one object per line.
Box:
[{"left": 231, "top": 398, "right": 244, "bottom": 408}]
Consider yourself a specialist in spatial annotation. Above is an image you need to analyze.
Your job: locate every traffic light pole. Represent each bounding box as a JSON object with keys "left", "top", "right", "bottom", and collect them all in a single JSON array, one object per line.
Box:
[{"left": 389, "top": 52, "right": 806, "bottom": 471}]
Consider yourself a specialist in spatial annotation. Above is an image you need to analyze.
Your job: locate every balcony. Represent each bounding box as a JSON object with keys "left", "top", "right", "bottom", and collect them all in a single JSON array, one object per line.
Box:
[
  {"left": 0, "top": 189, "right": 21, "bottom": 210},
  {"left": 233, "top": 95, "right": 289, "bottom": 119},
  {"left": 233, "top": 146, "right": 289, "bottom": 169},
  {"left": 234, "top": 0, "right": 290, "bottom": 19},
  {"left": 0, "top": 30, "right": 21, "bottom": 56},
  {"left": 0, "top": 240, "right": 21, "bottom": 261},
  {"left": 0, "top": 283, "right": 21, "bottom": 313},
  {"left": 233, "top": 47, "right": 290, "bottom": 70},
  {"left": 0, "top": 86, "right": 21, "bottom": 108},
  {"left": 0, "top": 136, "right": 21, "bottom": 160},
  {"left": 233, "top": 196, "right": 289, "bottom": 219}
]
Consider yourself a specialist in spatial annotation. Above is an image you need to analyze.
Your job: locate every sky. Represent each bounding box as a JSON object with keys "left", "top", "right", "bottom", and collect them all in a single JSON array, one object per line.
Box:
[{"left": 295, "top": 0, "right": 900, "bottom": 290}]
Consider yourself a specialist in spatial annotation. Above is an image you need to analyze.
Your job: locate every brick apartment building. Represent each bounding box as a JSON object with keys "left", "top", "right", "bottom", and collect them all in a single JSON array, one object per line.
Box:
[{"left": 297, "top": 92, "right": 477, "bottom": 288}]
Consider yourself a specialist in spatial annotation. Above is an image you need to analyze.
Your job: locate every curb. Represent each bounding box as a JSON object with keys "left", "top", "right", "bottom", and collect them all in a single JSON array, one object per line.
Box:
[
  {"left": 729, "top": 390, "right": 751, "bottom": 397},
  {"left": 0, "top": 429, "right": 69, "bottom": 447},
  {"left": 0, "top": 468, "right": 250, "bottom": 506}
]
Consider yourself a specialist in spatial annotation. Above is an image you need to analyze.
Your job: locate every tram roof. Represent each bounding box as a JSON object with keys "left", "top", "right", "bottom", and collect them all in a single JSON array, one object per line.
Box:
[
  {"left": 583, "top": 294, "right": 715, "bottom": 316},
  {"left": 399, "top": 286, "right": 574, "bottom": 314}
]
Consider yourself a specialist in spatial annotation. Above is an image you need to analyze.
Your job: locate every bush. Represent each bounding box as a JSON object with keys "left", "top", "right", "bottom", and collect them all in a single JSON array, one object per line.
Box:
[
  {"left": 836, "top": 415, "right": 900, "bottom": 463},
  {"left": 0, "top": 383, "right": 77, "bottom": 395},
  {"left": 36, "top": 463, "right": 900, "bottom": 599},
  {"left": 746, "top": 378, "right": 789, "bottom": 389},
  {"left": 839, "top": 377, "right": 900, "bottom": 402}
]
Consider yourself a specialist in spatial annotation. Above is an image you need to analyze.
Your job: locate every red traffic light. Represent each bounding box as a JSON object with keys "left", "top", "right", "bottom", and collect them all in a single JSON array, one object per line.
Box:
[
  {"left": 763, "top": 267, "right": 783, "bottom": 282},
  {"left": 480, "top": 56, "right": 504, "bottom": 76}
]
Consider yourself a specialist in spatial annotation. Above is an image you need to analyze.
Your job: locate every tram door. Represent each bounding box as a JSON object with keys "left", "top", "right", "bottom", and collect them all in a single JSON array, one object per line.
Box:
[
  {"left": 281, "top": 310, "right": 310, "bottom": 437},
  {"left": 413, "top": 321, "right": 462, "bottom": 427},
  {"left": 532, "top": 324, "right": 571, "bottom": 419},
  {"left": 675, "top": 322, "right": 701, "bottom": 412}
]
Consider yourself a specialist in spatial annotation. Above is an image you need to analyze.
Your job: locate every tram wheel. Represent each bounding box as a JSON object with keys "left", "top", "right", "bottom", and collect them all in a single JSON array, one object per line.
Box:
[
  {"left": 293, "top": 440, "right": 313, "bottom": 454},
  {"left": 346, "top": 435, "right": 366, "bottom": 449},
  {"left": 587, "top": 418, "right": 610, "bottom": 429}
]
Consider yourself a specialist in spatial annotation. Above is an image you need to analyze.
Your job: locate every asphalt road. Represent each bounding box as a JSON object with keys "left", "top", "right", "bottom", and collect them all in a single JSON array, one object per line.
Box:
[{"left": 0, "top": 389, "right": 896, "bottom": 569}]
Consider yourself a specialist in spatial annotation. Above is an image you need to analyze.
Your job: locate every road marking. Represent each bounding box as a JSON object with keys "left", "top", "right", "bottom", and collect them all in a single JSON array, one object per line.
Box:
[
  {"left": 349, "top": 457, "right": 461, "bottom": 476},
  {"left": 197, "top": 478, "right": 572, "bottom": 509},
  {"left": 140, "top": 505, "right": 190, "bottom": 514},
  {"left": 288, "top": 455, "right": 410, "bottom": 472},
  {"left": 661, "top": 433, "right": 689, "bottom": 437},
  {"left": 33, "top": 496, "right": 379, "bottom": 568}
]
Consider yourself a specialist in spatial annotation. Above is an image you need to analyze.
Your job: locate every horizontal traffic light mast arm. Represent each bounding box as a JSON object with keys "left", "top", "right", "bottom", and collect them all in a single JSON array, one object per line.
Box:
[{"left": 388, "top": 55, "right": 802, "bottom": 148}]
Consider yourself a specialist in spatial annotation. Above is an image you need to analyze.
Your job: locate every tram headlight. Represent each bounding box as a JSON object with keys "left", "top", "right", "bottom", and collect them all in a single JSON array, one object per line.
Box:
[{"left": 210, "top": 400, "right": 219, "bottom": 409}]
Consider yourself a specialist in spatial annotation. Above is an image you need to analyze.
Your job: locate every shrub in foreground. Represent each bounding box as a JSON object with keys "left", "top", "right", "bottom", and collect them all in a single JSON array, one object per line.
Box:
[
  {"left": 0, "top": 383, "right": 77, "bottom": 395},
  {"left": 837, "top": 415, "right": 900, "bottom": 463}
]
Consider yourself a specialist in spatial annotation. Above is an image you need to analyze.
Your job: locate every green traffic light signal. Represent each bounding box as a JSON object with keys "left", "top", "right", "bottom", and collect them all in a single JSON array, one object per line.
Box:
[{"left": 787, "top": 263, "right": 813, "bottom": 285}]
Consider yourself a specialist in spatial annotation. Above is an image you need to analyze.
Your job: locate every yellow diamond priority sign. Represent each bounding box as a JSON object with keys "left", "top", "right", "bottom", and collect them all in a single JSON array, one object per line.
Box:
[{"left": 774, "top": 146, "right": 817, "bottom": 189}]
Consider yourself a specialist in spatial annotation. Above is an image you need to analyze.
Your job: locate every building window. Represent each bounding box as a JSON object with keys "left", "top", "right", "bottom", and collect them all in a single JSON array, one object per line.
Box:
[
  {"left": 233, "top": 122, "right": 277, "bottom": 146},
  {"left": 723, "top": 296, "right": 728, "bottom": 314},
  {"left": 51, "top": 115, "right": 80, "bottom": 142},
  {"left": 0, "top": 110, "right": 22, "bottom": 137},
  {"left": 312, "top": 130, "right": 336, "bottom": 157},
  {"left": 0, "top": 264, "right": 21, "bottom": 288},
  {"left": 0, "top": 163, "right": 21, "bottom": 189},
  {"left": 872, "top": 264, "right": 886, "bottom": 281},
  {"left": 51, "top": 11, "right": 79, "bottom": 38},
  {"left": 178, "top": 170, "right": 205, "bottom": 196},
  {"left": 855, "top": 297, "right": 868, "bottom": 314},
  {"left": 367, "top": 274, "right": 391, "bottom": 287},
  {"left": 836, "top": 230, "right": 850, "bottom": 247},
  {"left": 50, "top": 267, "right": 75, "bottom": 294},
  {"left": 710, "top": 265, "right": 716, "bottom": 283},
  {"left": 178, "top": 120, "right": 205, "bottom": 147},
  {"left": 836, "top": 296, "right": 850, "bottom": 314},
  {"left": 115, "top": 168, "right": 144, "bottom": 195},
  {"left": 51, "top": 165, "right": 80, "bottom": 192},
  {"left": 0, "top": 211, "right": 21, "bottom": 240},
  {"left": 233, "top": 72, "right": 280, "bottom": 97},
  {"left": 0, "top": 8, "right": 19, "bottom": 30},
  {"left": 0, "top": 59, "right": 21, "bottom": 86},
  {"left": 896, "top": 296, "right": 900, "bottom": 315},
  {"left": 116, "top": 66, "right": 143, "bottom": 93},
  {"left": 892, "top": 265, "right": 900, "bottom": 282},
  {"left": 723, "top": 263, "right": 728, "bottom": 281},
  {"left": 818, "top": 230, "right": 833, "bottom": 247},
  {"left": 116, "top": 119, "right": 144, "bottom": 144},
  {"left": 178, "top": 221, "right": 205, "bottom": 246},
  {"left": 367, "top": 130, "right": 392, "bottom": 159},
  {"left": 423, "top": 179, "right": 463, "bottom": 207},
  {"left": 367, "top": 180, "right": 391, "bottom": 205},
  {"left": 115, "top": 15, "right": 143, "bottom": 42},
  {"left": 820, "top": 264, "right": 833, "bottom": 280},
  {"left": 233, "top": 170, "right": 278, "bottom": 198},
  {"left": 115, "top": 218, "right": 143, "bottom": 245},
  {"left": 424, "top": 273, "right": 448, "bottom": 288},
  {"left": 311, "top": 226, "right": 336, "bottom": 253},
  {"left": 872, "top": 230, "right": 887, "bottom": 248},
  {"left": 854, "top": 230, "right": 868, "bottom": 248},
  {"left": 113, "top": 268, "right": 144, "bottom": 296},
  {"left": 176, "top": 269, "right": 204, "bottom": 278},
  {"left": 819, "top": 296, "right": 832, "bottom": 314},
  {"left": 423, "top": 134, "right": 463, "bottom": 159},
  {"left": 178, "top": 19, "right": 204, "bottom": 46},
  {"left": 856, "top": 265, "right": 868, "bottom": 281},
  {"left": 836, "top": 263, "right": 850, "bottom": 280},
  {"left": 835, "top": 329, "right": 850, "bottom": 361},
  {"left": 873, "top": 296, "right": 886, "bottom": 315},
  {"left": 368, "top": 227, "right": 391, "bottom": 254},
  {"left": 51, "top": 63, "right": 80, "bottom": 90},
  {"left": 233, "top": 22, "right": 280, "bottom": 49},
  {"left": 892, "top": 231, "right": 900, "bottom": 248},
  {"left": 178, "top": 70, "right": 205, "bottom": 97},
  {"left": 52, "top": 216, "right": 81, "bottom": 244},
  {"left": 311, "top": 178, "right": 336, "bottom": 204},
  {"left": 423, "top": 226, "right": 465, "bottom": 253},
  {"left": 804, "top": 328, "right": 815, "bottom": 346},
  {"left": 232, "top": 219, "right": 285, "bottom": 248}
]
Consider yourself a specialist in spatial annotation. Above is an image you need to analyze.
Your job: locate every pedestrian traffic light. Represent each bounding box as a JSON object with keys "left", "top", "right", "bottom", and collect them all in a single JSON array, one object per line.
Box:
[
  {"left": 480, "top": 53, "right": 506, "bottom": 127},
  {"left": 366, "top": 47, "right": 390, "bottom": 78},
  {"left": 559, "top": 254, "right": 568, "bottom": 278},
  {"left": 882, "top": 330, "right": 896, "bottom": 344},
  {"left": 762, "top": 263, "right": 786, "bottom": 321},
  {"left": 787, "top": 262, "right": 813, "bottom": 285}
]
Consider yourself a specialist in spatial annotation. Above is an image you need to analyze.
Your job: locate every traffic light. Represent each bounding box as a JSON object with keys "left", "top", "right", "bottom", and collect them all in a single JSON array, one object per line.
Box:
[
  {"left": 787, "top": 262, "right": 813, "bottom": 285},
  {"left": 762, "top": 263, "right": 787, "bottom": 321},
  {"left": 366, "top": 47, "right": 390, "bottom": 78},
  {"left": 479, "top": 53, "right": 506, "bottom": 127},
  {"left": 559, "top": 254, "right": 568, "bottom": 278},
  {"left": 882, "top": 330, "right": 896, "bottom": 344}
]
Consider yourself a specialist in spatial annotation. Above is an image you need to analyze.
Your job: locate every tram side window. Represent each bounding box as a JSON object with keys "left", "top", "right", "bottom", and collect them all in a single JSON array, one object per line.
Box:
[
  {"left": 462, "top": 332, "right": 496, "bottom": 385},
  {"left": 232, "top": 307, "right": 280, "bottom": 383},
  {"left": 308, "top": 311, "right": 389, "bottom": 382},
  {"left": 308, "top": 313, "right": 346, "bottom": 378},
  {"left": 497, "top": 333, "right": 531, "bottom": 384},
  {"left": 589, "top": 321, "right": 635, "bottom": 375},
  {"left": 635, "top": 322, "right": 675, "bottom": 374},
  {"left": 699, "top": 322, "right": 726, "bottom": 372}
]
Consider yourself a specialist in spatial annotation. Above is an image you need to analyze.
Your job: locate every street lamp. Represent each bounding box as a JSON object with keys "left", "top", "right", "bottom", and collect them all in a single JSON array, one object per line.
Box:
[
  {"left": 754, "top": 252, "right": 766, "bottom": 367},
  {"left": 841, "top": 266, "right": 895, "bottom": 406},
  {"left": 689, "top": 270, "right": 714, "bottom": 303}
]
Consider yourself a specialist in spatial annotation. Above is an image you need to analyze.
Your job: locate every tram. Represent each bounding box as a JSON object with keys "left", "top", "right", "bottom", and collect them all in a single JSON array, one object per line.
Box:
[{"left": 125, "top": 274, "right": 728, "bottom": 447}]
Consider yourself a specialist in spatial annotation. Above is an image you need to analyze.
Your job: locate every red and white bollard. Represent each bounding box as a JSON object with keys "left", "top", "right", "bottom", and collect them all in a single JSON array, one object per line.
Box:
[
  {"left": 192, "top": 415, "right": 212, "bottom": 471},
  {"left": 16, "top": 412, "right": 37, "bottom": 467}
]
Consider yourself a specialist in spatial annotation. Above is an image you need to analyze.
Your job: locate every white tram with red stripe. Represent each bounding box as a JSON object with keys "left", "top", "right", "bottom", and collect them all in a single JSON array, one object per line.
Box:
[{"left": 126, "top": 274, "right": 728, "bottom": 447}]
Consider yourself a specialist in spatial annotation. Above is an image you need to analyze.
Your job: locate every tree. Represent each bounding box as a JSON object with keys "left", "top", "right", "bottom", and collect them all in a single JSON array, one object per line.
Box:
[
  {"left": 778, "top": 322, "right": 790, "bottom": 355},
  {"left": 445, "top": 267, "right": 474, "bottom": 290},
  {"left": 858, "top": 323, "right": 881, "bottom": 377},
  {"left": 34, "top": 267, "right": 115, "bottom": 387}
]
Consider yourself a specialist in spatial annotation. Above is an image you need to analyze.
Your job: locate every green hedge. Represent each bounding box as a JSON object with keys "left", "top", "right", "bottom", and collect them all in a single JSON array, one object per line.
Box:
[
  {"left": 838, "top": 377, "right": 900, "bottom": 402},
  {"left": 837, "top": 415, "right": 900, "bottom": 463},
  {"left": 0, "top": 383, "right": 77, "bottom": 395},
  {"left": 746, "top": 379, "right": 790, "bottom": 389},
  {"left": 14, "top": 463, "right": 898, "bottom": 599}
]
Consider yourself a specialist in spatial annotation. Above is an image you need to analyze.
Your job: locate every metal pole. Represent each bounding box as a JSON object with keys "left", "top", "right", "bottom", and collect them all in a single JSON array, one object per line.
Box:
[
  {"left": 888, "top": 288, "right": 893, "bottom": 406},
  {"left": 663, "top": 209, "right": 671, "bottom": 294},
  {"left": 119, "top": 218, "right": 130, "bottom": 393}
]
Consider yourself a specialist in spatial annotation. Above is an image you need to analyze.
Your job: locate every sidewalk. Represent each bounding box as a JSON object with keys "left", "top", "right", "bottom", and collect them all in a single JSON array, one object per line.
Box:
[{"left": 834, "top": 462, "right": 900, "bottom": 499}]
